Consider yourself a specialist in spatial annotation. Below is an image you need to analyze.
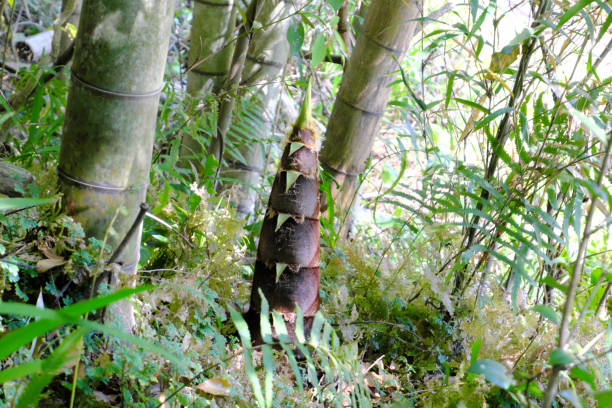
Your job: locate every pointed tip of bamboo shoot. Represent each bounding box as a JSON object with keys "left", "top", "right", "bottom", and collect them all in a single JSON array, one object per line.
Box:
[{"left": 295, "top": 79, "right": 313, "bottom": 130}]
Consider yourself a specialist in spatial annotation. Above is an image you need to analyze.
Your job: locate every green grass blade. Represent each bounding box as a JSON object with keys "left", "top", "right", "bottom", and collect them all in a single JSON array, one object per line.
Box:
[
  {"left": 0, "top": 197, "right": 57, "bottom": 212},
  {"left": 0, "top": 360, "right": 43, "bottom": 384}
]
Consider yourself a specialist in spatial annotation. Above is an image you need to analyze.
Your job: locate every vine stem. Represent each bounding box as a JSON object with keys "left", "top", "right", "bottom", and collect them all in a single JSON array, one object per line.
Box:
[{"left": 542, "top": 131, "right": 612, "bottom": 408}]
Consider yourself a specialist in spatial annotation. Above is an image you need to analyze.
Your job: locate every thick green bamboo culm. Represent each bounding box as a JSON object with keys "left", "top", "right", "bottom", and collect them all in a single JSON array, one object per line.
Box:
[
  {"left": 58, "top": 0, "right": 175, "bottom": 321},
  {"left": 222, "top": 0, "right": 297, "bottom": 216},
  {"left": 186, "top": 0, "right": 236, "bottom": 96},
  {"left": 319, "top": 0, "right": 419, "bottom": 216}
]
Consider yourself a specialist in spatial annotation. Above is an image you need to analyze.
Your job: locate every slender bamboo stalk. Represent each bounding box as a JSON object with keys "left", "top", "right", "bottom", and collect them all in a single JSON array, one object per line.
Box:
[
  {"left": 58, "top": 0, "right": 174, "bottom": 327},
  {"left": 542, "top": 132, "right": 612, "bottom": 407},
  {"left": 319, "top": 0, "right": 419, "bottom": 220}
]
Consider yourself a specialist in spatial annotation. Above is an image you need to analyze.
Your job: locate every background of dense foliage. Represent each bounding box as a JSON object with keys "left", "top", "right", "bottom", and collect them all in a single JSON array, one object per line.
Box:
[{"left": 0, "top": 0, "right": 610, "bottom": 406}]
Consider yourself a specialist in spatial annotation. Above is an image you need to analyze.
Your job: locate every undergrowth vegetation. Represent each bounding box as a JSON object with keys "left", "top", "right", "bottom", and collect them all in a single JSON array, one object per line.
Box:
[{"left": 0, "top": 0, "right": 611, "bottom": 406}]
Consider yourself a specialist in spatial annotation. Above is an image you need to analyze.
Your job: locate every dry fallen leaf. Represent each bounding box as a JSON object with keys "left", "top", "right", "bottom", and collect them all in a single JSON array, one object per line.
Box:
[
  {"left": 36, "top": 244, "right": 66, "bottom": 273},
  {"left": 195, "top": 377, "right": 231, "bottom": 397},
  {"left": 92, "top": 390, "right": 118, "bottom": 404},
  {"left": 36, "top": 257, "right": 67, "bottom": 273}
]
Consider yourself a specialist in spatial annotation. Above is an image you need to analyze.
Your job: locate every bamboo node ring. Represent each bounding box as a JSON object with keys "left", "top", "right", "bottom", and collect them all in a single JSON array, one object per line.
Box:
[
  {"left": 57, "top": 166, "right": 147, "bottom": 194},
  {"left": 71, "top": 70, "right": 162, "bottom": 100}
]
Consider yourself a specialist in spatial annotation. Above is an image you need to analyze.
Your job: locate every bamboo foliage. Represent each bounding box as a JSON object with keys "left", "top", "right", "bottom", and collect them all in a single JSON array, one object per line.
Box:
[
  {"left": 58, "top": 0, "right": 174, "bottom": 307},
  {"left": 319, "top": 0, "right": 419, "bottom": 215},
  {"left": 245, "top": 85, "right": 320, "bottom": 341}
]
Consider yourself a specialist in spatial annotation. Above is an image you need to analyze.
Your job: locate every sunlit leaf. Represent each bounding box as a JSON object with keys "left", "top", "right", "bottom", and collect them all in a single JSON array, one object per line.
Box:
[
  {"left": 311, "top": 34, "right": 327, "bottom": 68},
  {"left": 196, "top": 378, "right": 231, "bottom": 397},
  {"left": 549, "top": 349, "right": 574, "bottom": 366},
  {"left": 468, "top": 360, "right": 514, "bottom": 389},
  {"left": 555, "top": 0, "right": 596, "bottom": 31},
  {"left": 532, "top": 305, "right": 560, "bottom": 324},
  {"left": 594, "top": 390, "right": 612, "bottom": 406},
  {"left": 0, "top": 197, "right": 57, "bottom": 212},
  {"left": 559, "top": 389, "right": 583, "bottom": 408}
]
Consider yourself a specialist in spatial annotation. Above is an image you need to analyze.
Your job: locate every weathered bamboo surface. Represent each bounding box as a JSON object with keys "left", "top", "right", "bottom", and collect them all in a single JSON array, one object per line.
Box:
[
  {"left": 320, "top": 0, "right": 419, "bottom": 213},
  {"left": 59, "top": 0, "right": 174, "bottom": 269},
  {"left": 187, "top": 0, "right": 236, "bottom": 96}
]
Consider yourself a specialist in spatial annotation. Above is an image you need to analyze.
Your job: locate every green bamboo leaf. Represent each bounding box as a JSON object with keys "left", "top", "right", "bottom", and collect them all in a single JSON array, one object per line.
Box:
[
  {"left": 474, "top": 108, "right": 513, "bottom": 130},
  {"left": 542, "top": 276, "right": 568, "bottom": 294},
  {"left": 580, "top": 9, "right": 594, "bottom": 40},
  {"left": 0, "top": 197, "right": 57, "bottom": 212},
  {"left": 262, "top": 344, "right": 275, "bottom": 406},
  {"left": 0, "top": 360, "right": 43, "bottom": 384},
  {"left": 17, "top": 327, "right": 86, "bottom": 408},
  {"left": 258, "top": 289, "right": 273, "bottom": 344},
  {"left": 271, "top": 311, "right": 290, "bottom": 343},
  {"left": 0, "top": 298, "right": 187, "bottom": 369},
  {"left": 311, "top": 34, "right": 327, "bottom": 68},
  {"left": 321, "top": 320, "right": 332, "bottom": 348},
  {"left": 228, "top": 307, "right": 264, "bottom": 406},
  {"left": 471, "top": 339, "right": 482, "bottom": 366},
  {"left": 565, "top": 105, "right": 607, "bottom": 142},
  {"left": 0, "top": 286, "right": 154, "bottom": 360},
  {"left": 549, "top": 349, "right": 574, "bottom": 365},
  {"left": 559, "top": 389, "right": 582, "bottom": 408},
  {"left": 598, "top": 11, "right": 612, "bottom": 41},
  {"left": 569, "top": 366, "right": 596, "bottom": 390},
  {"left": 287, "top": 20, "right": 304, "bottom": 57},
  {"left": 508, "top": 27, "right": 534, "bottom": 46},
  {"left": 295, "top": 306, "right": 306, "bottom": 344},
  {"left": 468, "top": 7, "right": 488, "bottom": 40},
  {"left": 532, "top": 305, "right": 560, "bottom": 324},
  {"left": 468, "top": 360, "right": 514, "bottom": 389},
  {"left": 445, "top": 73, "right": 455, "bottom": 108},
  {"left": 228, "top": 306, "right": 251, "bottom": 346},
  {"left": 396, "top": 59, "right": 427, "bottom": 111},
  {"left": 555, "top": 0, "right": 595, "bottom": 31},
  {"left": 0, "top": 319, "right": 59, "bottom": 361},
  {"left": 483, "top": 126, "right": 519, "bottom": 172},
  {"left": 469, "top": 0, "right": 478, "bottom": 23},
  {"left": 454, "top": 97, "right": 489, "bottom": 113},
  {"left": 327, "top": 0, "right": 343, "bottom": 11},
  {"left": 511, "top": 272, "right": 521, "bottom": 313},
  {"left": 279, "top": 343, "right": 303, "bottom": 393},
  {"left": 594, "top": 390, "right": 612, "bottom": 406},
  {"left": 308, "top": 312, "right": 325, "bottom": 348}
]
